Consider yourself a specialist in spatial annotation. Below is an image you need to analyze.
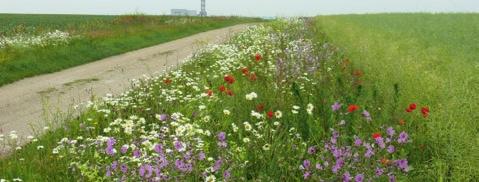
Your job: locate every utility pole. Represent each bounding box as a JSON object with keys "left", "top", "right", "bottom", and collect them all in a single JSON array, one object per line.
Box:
[{"left": 199, "top": 0, "right": 207, "bottom": 17}]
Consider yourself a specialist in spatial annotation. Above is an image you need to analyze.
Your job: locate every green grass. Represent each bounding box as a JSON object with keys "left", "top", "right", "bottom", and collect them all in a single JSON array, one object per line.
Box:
[
  {"left": 0, "top": 14, "right": 263, "bottom": 86},
  {"left": 314, "top": 13, "right": 479, "bottom": 180}
]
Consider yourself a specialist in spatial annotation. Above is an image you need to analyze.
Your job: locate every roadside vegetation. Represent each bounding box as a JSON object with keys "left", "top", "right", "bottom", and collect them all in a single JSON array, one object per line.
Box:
[
  {"left": 1, "top": 14, "right": 477, "bottom": 181},
  {"left": 0, "top": 14, "right": 262, "bottom": 86}
]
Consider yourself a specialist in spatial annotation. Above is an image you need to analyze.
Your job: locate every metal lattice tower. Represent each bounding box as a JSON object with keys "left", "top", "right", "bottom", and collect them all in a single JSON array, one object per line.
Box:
[{"left": 199, "top": 0, "right": 207, "bottom": 16}]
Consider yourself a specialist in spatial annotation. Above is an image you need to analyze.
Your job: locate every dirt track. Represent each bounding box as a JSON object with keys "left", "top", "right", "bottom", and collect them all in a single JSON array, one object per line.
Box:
[{"left": 0, "top": 24, "right": 250, "bottom": 141}]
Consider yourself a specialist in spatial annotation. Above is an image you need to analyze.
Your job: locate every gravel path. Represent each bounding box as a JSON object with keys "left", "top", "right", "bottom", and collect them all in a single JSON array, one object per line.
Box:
[{"left": 0, "top": 24, "right": 250, "bottom": 141}]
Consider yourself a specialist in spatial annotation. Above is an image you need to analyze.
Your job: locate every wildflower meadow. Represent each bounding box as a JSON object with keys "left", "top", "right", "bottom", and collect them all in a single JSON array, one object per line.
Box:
[{"left": 0, "top": 17, "right": 469, "bottom": 181}]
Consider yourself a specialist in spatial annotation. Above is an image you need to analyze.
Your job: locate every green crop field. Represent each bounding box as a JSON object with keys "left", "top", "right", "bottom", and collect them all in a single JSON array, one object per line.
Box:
[
  {"left": 315, "top": 13, "right": 479, "bottom": 180},
  {"left": 0, "top": 14, "right": 262, "bottom": 86}
]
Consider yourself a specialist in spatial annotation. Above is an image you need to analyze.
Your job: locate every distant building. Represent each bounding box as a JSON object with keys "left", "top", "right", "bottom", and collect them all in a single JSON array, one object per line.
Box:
[{"left": 171, "top": 9, "right": 197, "bottom": 16}]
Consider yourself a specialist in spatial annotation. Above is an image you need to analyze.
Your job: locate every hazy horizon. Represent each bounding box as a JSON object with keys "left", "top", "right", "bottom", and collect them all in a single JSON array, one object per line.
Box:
[{"left": 0, "top": 0, "right": 478, "bottom": 17}]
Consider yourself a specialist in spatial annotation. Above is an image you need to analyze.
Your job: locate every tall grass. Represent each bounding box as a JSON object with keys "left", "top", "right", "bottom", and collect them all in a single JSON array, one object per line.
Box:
[{"left": 315, "top": 13, "right": 479, "bottom": 180}]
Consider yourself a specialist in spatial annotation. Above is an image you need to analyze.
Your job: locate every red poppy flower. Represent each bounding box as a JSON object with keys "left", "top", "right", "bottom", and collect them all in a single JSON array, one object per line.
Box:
[
  {"left": 224, "top": 75, "right": 235, "bottom": 85},
  {"left": 206, "top": 90, "right": 213, "bottom": 97},
  {"left": 372, "top": 132, "right": 382, "bottom": 139},
  {"left": 256, "top": 103, "right": 265, "bottom": 112},
  {"left": 267, "top": 110, "right": 274, "bottom": 119},
  {"left": 241, "top": 67, "right": 249, "bottom": 75},
  {"left": 226, "top": 89, "right": 234, "bottom": 96},
  {"left": 218, "top": 85, "right": 226, "bottom": 92},
  {"left": 347, "top": 104, "right": 359, "bottom": 113},
  {"left": 405, "top": 108, "right": 413, "bottom": 113},
  {"left": 255, "top": 53, "right": 262, "bottom": 62},
  {"left": 421, "top": 107, "right": 430, "bottom": 118},
  {"left": 249, "top": 73, "right": 257, "bottom": 81},
  {"left": 409, "top": 103, "right": 417, "bottom": 110},
  {"left": 163, "top": 78, "right": 172, "bottom": 84}
]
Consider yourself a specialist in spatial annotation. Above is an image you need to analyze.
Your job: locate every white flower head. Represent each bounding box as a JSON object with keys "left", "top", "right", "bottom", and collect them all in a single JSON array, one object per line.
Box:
[
  {"left": 205, "top": 175, "right": 216, "bottom": 182},
  {"left": 243, "top": 122, "right": 253, "bottom": 131},
  {"left": 232, "top": 123, "right": 239, "bottom": 132},
  {"left": 245, "top": 92, "right": 258, "bottom": 100},
  {"left": 223, "top": 109, "right": 231, "bottom": 115},
  {"left": 262, "top": 144, "right": 271, "bottom": 151},
  {"left": 275, "top": 110, "right": 283, "bottom": 118},
  {"left": 307, "top": 103, "right": 314, "bottom": 115},
  {"left": 251, "top": 110, "right": 263, "bottom": 119}
]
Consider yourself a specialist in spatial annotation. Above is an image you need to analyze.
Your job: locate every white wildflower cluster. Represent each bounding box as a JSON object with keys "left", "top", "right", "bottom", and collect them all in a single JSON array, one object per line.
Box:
[{"left": 0, "top": 30, "right": 73, "bottom": 49}]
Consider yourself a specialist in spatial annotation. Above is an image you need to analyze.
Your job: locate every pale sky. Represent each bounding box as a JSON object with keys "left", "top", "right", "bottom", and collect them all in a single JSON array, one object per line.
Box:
[{"left": 0, "top": 0, "right": 478, "bottom": 17}]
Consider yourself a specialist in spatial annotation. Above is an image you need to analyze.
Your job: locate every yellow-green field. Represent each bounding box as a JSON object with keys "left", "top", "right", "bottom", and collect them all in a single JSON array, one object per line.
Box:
[{"left": 315, "top": 13, "right": 479, "bottom": 180}]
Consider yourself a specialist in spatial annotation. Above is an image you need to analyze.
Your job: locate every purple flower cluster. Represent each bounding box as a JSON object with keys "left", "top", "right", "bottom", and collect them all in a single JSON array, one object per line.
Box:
[
  {"left": 105, "top": 137, "right": 116, "bottom": 156},
  {"left": 300, "top": 127, "right": 411, "bottom": 181},
  {"left": 217, "top": 132, "right": 228, "bottom": 148}
]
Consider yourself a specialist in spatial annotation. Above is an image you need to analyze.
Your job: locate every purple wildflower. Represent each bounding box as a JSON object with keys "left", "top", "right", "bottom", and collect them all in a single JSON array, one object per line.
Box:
[
  {"left": 389, "top": 174, "right": 396, "bottom": 182},
  {"left": 154, "top": 144, "right": 163, "bottom": 154},
  {"left": 139, "top": 165, "right": 146, "bottom": 177},
  {"left": 375, "top": 137, "right": 386, "bottom": 149},
  {"left": 316, "top": 163, "right": 323, "bottom": 170},
  {"left": 396, "top": 159, "right": 409, "bottom": 172},
  {"left": 183, "top": 151, "right": 192, "bottom": 160},
  {"left": 362, "top": 110, "right": 372, "bottom": 121},
  {"left": 354, "top": 174, "right": 364, "bottom": 182},
  {"left": 107, "top": 137, "right": 116, "bottom": 147},
  {"left": 175, "top": 159, "right": 193, "bottom": 173},
  {"left": 106, "top": 166, "right": 112, "bottom": 177},
  {"left": 111, "top": 161, "right": 118, "bottom": 170},
  {"left": 120, "top": 145, "right": 128, "bottom": 154},
  {"left": 353, "top": 136, "right": 362, "bottom": 146},
  {"left": 213, "top": 159, "right": 223, "bottom": 172},
  {"left": 398, "top": 131, "right": 409, "bottom": 144},
  {"left": 332, "top": 158, "right": 344, "bottom": 173},
  {"left": 331, "top": 130, "right": 340, "bottom": 144},
  {"left": 387, "top": 145, "right": 395, "bottom": 153},
  {"left": 159, "top": 114, "right": 168, "bottom": 121},
  {"left": 343, "top": 172, "right": 351, "bottom": 182},
  {"left": 307, "top": 146, "right": 317, "bottom": 154},
  {"left": 217, "top": 132, "right": 226, "bottom": 141},
  {"left": 303, "top": 159, "right": 311, "bottom": 169},
  {"left": 375, "top": 167, "right": 384, "bottom": 176},
  {"left": 174, "top": 140, "right": 185, "bottom": 152},
  {"left": 332, "top": 102, "right": 342, "bottom": 111},
  {"left": 145, "top": 164, "right": 153, "bottom": 178},
  {"left": 364, "top": 146, "right": 374, "bottom": 158},
  {"left": 332, "top": 147, "right": 342, "bottom": 159},
  {"left": 386, "top": 127, "right": 395, "bottom": 137},
  {"left": 223, "top": 170, "right": 231, "bottom": 180},
  {"left": 105, "top": 146, "right": 116, "bottom": 156},
  {"left": 158, "top": 155, "right": 169, "bottom": 169},
  {"left": 120, "top": 164, "right": 128, "bottom": 173},
  {"left": 133, "top": 149, "right": 141, "bottom": 158},
  {"left": 198, "top": 151, "right": 206, "bottom": 161},
  {"left": 303, "top": 171, "right": 311, "bottom": 180}
]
